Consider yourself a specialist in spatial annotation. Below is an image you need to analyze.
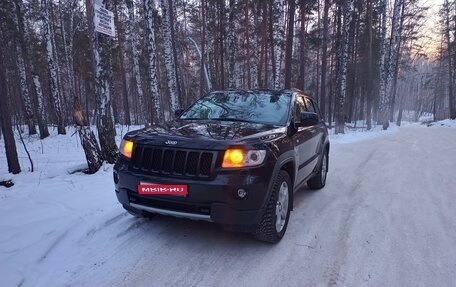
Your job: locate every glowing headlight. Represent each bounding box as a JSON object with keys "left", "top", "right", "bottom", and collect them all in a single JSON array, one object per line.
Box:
[
  {"left": 120, "top": 139, "right": 134, "bottom": 159},
  {"left": 222, "top": 149, "right": 266, "bottom": 168}
]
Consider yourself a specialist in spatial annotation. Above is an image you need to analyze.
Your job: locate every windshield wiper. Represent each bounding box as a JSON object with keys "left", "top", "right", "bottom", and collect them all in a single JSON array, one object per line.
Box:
[
  {"left": 209, "top": 118, "right": 256, "bottom": 123},
  {"left": 177, "top": 117, "right": 206, "bottom": 121}
]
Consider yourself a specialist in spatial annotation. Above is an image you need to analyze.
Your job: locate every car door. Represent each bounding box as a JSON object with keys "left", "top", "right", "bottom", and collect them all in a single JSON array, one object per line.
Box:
[
  {"left": 302, "top": 96, "right": 324, "bottom": 175},
  {"left": 292, "top": 94, "right": 320, "bottom": 186}
]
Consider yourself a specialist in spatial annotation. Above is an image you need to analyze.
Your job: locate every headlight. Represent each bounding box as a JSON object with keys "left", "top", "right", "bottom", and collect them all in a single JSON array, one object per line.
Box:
[
  {"left": 222, "top": 149, "right": 266, "bottom": 168},
  {"left": 120, "top": 139, "right": 134, "bottom": 159}
]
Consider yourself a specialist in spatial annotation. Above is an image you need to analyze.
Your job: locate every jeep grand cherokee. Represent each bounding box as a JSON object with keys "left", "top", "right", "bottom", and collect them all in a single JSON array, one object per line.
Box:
[{"left": 113, "top": 89, "right": 329, "bottom": 243}]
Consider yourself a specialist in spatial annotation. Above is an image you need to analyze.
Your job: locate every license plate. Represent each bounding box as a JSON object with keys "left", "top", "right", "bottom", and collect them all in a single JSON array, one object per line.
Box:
[{"left": 137, "top": 183, "right": 188, "bottom": 196}]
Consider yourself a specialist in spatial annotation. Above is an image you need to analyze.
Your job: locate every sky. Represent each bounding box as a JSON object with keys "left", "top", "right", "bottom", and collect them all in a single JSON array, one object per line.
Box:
[{"left": 418, "top": 0, "right": 445, "bottom": 57}]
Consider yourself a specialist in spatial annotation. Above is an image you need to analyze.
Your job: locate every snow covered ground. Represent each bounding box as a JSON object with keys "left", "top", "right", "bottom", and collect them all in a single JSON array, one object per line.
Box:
[{"left": 1, "top": 121, "right": 456, "bottom": 287}]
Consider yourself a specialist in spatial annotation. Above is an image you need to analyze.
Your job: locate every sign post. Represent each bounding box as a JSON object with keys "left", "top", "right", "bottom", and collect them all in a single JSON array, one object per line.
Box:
[{"left": 94, "top": 4, "right": 116, "bottom": 37}]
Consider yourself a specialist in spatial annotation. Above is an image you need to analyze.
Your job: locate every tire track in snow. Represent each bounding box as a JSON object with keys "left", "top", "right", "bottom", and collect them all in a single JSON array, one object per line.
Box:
[
  {"left": 37, "top": 228, "right": 70, "bottom": 263},
  {"left": 324, "top": 147, "right": 377, "bottom": 286}
]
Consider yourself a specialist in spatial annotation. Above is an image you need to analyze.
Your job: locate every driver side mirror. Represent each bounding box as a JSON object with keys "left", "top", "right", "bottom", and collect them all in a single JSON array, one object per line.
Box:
[
  {"left": 299, "top": 112, "right": 319, "bottom": 127},
  {"left": 174, "top": 109, "right": 185, "bottom": 118}
]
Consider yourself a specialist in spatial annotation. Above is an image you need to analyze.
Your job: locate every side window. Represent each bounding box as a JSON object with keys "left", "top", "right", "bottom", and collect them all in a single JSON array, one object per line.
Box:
[
  {"left": 310, "top": 99, "right": 323, "bottom": 119},
  {"left": 304, "top": 97, "right": 316, "bottom": 113},
  {"left": 294, "top": 96, "right": 306, "bottom": 123}
]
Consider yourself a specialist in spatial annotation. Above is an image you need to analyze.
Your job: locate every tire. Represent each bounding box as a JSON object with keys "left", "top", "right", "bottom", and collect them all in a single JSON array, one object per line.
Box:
[
  {"left": 253, "top": 170, "right": 292, "bottom": 243},
  {"left": 307, "top": 149, "right": 328, "bottom": 190}
]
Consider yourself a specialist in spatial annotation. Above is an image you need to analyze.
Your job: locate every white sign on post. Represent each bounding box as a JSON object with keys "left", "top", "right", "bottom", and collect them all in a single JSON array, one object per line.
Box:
[{"left": 94, "top": 4, "right": 116, "bottom": 37}]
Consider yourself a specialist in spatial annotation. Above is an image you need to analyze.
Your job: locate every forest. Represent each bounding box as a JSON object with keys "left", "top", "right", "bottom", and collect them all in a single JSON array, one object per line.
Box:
[{"left": 1, "top": 0, "right": 456, "bottom": 174}]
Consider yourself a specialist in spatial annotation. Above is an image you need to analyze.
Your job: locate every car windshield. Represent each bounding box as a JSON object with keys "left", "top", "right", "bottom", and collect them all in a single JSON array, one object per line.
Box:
[{"left": 179, "top": 91, "right": 291, "bottom": 126}]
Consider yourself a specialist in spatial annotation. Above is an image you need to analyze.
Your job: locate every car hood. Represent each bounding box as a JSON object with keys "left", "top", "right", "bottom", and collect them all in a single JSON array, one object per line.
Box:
[{"left": 124, "top": 120, "right": 286, "bottom": 149}]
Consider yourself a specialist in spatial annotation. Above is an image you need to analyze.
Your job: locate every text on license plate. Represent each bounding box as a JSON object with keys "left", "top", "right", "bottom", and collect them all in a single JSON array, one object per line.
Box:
[{"left": 137, "top": 184, "right": 188, "bottom": 195}]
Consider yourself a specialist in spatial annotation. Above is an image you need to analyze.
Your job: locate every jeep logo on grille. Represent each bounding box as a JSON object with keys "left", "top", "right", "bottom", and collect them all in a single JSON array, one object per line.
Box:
[{"left": 165, "top": 140, "right": 178, "bottom": 145}]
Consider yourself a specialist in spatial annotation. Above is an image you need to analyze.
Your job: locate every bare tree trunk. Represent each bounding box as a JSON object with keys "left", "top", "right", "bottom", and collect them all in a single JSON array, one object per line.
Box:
[
  {"left": 334, "top": 0, "right": 353, "bottom": 134},
  {"left": 126, "top": 0, "right": 146, "bottom": 124},
  {"left": 389, "top": 0, "right": 405, "bottom": 122},
  {"left": 114, "top": 0, "right": 131, "bottom": 125},
  {"left": 94, "top": 1, "right": 119, "bottom": 164},
  {"left": 298, "top": 2, "right": 307, "bottom": 91},
  {"left": 32, "top": 75, "right": 50, "bottom": 139},
  {"left": 366, "top": 0, "right": 373, "bottom": 130},
  {"left": 200, "top": 0, "right": 208, "bottom": 94},
  {"left": 320, "top": 0, "right": 330, "bottom": 120},
  {"left": 218, "top": 0, "right": 226, "bottom": 89},
  {"left": 228, "top": 0, "right": 236, "bottom": 88},
  {"left": 143, "top": 0, "right": 163, "bottom": 123},
  {"left": 42, "top": 0, "right": 66, "bottom": 135},
  {"left": 378, "top": 0, "right": 396, "bottom": 130},
  {"left": 169, "top": 0, "right": 186, "bottom": 105},
  {"left": 245, "top": 2, "right": 251, "bottom": 87},
  {"left": 160, "top": 0, "right": 180, "bottom": 112},
  {"left": 445, "top": 0, "right": 456, "bottom": 119},
  {"left": 13, "top": 0, "right": 36, "bottom": 136},
  {"left": 273, "top": 0, "right": 285, "bottom": 89},
  {"left": 74, "top": 97, "right": 102, "bottom": 174},
  {"left": 251, "top": 0, "right": 259, "bottom": 88},
  {"left": 0, "top": 48, "right": 21, "bottom": 174},
  {"left": 284, "top": 0, "right": 295, "bottom": 89},
  {"left": 269, "top": 1, "right": 276, "bottom": 88}
]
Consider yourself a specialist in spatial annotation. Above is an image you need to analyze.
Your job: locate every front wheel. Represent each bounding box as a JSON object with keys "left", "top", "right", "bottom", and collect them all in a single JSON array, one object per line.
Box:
[
  {"left": 253, "top": 170, "right": 292, "bottom": 243},
  {"left": 307, "top": 150, "right": 328, "bottom": 190}
]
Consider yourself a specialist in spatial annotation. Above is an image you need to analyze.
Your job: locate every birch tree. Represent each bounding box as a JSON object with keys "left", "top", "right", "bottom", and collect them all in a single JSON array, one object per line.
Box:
[
  {"left": 444, "top": 0, "right": 456, "bottom": 119},
  {"left": 114, "top": 0, "right": 131, "bottom": 125},
  {"left": 378, "top": 0, "right": 390, "bottom": 129},
  {"left": 42, "top": 0, "right": 66, "bottom": 135},
  {"left": 73, "top": 96, "right": 103, "bottom": 174},
  {"left": 160, "top": 0, "right": 180, "bottom": 112},
  {"left": 228, "top": 0, "right": 236, "bottom": 88},
  {"left": 143, "top": 0, "right": 163, "bottom": 123},
  {"left": 272, "top": 0, "right": 285, "bottom": 89},
  {"left": 32, "top": 74, "right": 50, "bottom": 139},
  {"left": 384, "top": 0, "right": 404, "bottom": 129},
  {"left": 92, "top": 0, "right": 119, "bottom": 163},
  {"left": 320, "top": 0, "right": 330, "bottom": 120},
  {"left": 334, "top": 0, "right": 353, "bottom": 134},
  {"left": 284, "top": 0, "right": 296, "bottom": 89},
  {"left": 169, "top": 0, "right": 186, "bottom": 104},
  {"left": 13, "top": 0, "right": 37, "bottom": 136},
  {"left": 251, "top": 1, "right": 260, "bottom": 88},
  {"left": 366, "top": 0, "right": 373, "bottom": 130},
  {"left": 126, "top": 0, "right": 146, "bottom": 124}
]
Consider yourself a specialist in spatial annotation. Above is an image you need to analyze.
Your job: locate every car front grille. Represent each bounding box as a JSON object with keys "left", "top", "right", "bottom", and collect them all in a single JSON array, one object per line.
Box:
[{"left": 131, "top": 145, "right": 217, "bottom": 178}]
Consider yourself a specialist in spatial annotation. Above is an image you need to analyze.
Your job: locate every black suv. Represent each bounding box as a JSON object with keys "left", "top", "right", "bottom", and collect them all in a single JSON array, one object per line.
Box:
[{"left": 113, "top": 89, "right": 329, "bottom": 243}]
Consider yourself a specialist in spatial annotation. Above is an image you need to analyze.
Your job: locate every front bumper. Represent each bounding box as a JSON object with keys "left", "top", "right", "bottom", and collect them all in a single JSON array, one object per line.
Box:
[{"left": 114, "top": 158, "right": 274, "bottom": 231}]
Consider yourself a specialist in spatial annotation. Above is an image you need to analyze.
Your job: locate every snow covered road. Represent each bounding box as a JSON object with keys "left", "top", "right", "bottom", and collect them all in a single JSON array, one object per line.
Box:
[{"left": 1, "top": 123, "right": 456, "bottom": 287}]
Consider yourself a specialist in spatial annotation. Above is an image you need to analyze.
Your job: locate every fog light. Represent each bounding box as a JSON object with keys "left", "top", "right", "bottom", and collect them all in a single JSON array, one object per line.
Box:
[{"left": 237, "top": 189, "right": 247, "bottom": 198}]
